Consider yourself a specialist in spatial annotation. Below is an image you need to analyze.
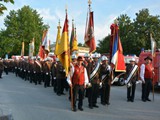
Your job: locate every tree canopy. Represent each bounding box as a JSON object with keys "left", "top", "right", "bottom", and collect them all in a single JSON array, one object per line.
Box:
[
  {"left": 97, "top": 9, "right": 160, "bottom": 56},
  {"left": 0, "top": 0, "right": 14, "bottom": 15},
  {"left": 0, "top": 5, "right": 48, "bottom": 57}
]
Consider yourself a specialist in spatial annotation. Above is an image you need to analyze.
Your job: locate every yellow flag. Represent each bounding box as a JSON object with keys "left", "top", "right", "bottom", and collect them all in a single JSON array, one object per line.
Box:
[
  {"left": 55, "top": 21, "right": 61, "bottom": 56},
  {"left": 72, "top": 28, "right": 78, "bottom": 52},
  {"left": 57, "top": 12, "right": 70, "bottom": 76}
]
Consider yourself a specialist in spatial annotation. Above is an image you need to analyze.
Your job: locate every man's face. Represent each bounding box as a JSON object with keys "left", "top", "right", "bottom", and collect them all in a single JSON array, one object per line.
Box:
[
  {"left": 93, "top": 57, "right": 98, "bottom": 62},
  {"left": 77, "top": 60, "right": 83, "bottom": 65},
  {"left": 102, "top": 60, "right": 108, "bottom": 64},
  {"left": 84, "top": 57, "right": 89, "bottom": 61},
  {"left": 130, "top": 61, "right": 135, "bottom": 65},
  {"left": 145, "top": 59, "right": 151, "bottom": 64},
  {"left": 72, "top": 58, "right": 77, "bottom": 62}
]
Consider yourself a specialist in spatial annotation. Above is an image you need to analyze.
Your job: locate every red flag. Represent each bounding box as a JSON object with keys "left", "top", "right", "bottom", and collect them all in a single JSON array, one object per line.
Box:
[
  {"left": 84, "top": 12, "right": 96, "bottom": 53},
  {"left": 38, "top": 43, "right": 45, "bottom": 60},
  {"left": 110, "top": 23, "right": 126, "bottom": 72},
  {"left": 38, "top": 30, "right": 48, "bottom": 60}
]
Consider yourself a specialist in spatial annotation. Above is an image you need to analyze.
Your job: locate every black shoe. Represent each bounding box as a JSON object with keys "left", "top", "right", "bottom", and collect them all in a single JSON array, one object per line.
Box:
[
  {"left": 72, "top": 108, "right": 77, "bottom": 112},
  {"left": 101, "top": 102, "right": 106, "bottom": 105},
  {"left": 78, "top": 107, "right": 83, "bottom": 111},
  {"left": 106, "top": 102, "right": 110, "bottom": 105},
  {"left": 57, "top": 93, "right": 61, "bottom": 96},
  {"left": 142, "top": 99, "right": 146, "bottom": 102},
  {"left": 146, "top": 98, "right": 151, "bottom": 101},
  {"left": 93, "top": 104, "right": 99, "bottom": 108},
  {"left": 89, "top": 105, "right": 93, "bottom": 109},
  {"left": 130, "top": 99, "right": 134, "bottom": 102},
  {"left": 61, "top": 93, "right": 65, "bottom": 95}
]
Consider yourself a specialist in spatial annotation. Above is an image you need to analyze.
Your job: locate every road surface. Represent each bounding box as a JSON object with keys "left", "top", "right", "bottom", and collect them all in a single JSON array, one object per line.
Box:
[{"left": 0, "top": 73, "right": 160, "bottom": 120}]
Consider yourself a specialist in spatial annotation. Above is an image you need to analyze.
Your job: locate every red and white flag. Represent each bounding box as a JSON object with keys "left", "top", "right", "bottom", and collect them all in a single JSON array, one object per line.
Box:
[{"left": 84, "top": 11, "right": 96, "bottom": 53}]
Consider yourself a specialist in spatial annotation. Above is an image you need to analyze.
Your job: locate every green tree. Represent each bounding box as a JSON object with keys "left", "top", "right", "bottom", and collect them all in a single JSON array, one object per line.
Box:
[
  {"left": 0, "top": 5, "right": 48, "bottom": 57},
  {"left": 78, "top": 43, "right": 87, "bottom": 47},
  {"left": 133, "top": 9, "right": 160, "bottom": 53},
  {"left": 96, "top": 35, "right": 110, "bottom": 53},
  {"left": 0, "top": 0, "right": 14, "bottom": 15},
  {"left": 97, "top": 9, "right": 160, "bottom": 56},
  {"left": 78, "top": 43, "right": 83, "bottom": 47},
  {"left": 117, "top": 14, "right": 134, "bottom": 55}
]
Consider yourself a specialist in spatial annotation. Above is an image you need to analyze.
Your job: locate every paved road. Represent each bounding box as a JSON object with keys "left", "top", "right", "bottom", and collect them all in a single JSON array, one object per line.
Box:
[{"left": 0, "top": 73, "right": 160, "bottom": 120}]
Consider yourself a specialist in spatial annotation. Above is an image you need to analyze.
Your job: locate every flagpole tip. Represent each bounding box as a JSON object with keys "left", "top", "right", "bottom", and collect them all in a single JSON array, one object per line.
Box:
[
  {"left": 88, "top": 0, "right": 92, "bottom": 10},
  {"left": 58, "top": 20, "right": 61, "bottom": 29},
  {"left": 88, "top": 0, "right": 92, "bottom": 6},
  {"left": 114, "top": 19, "right": 118, "bottom": 25},
  {"left": 65, "top": 5, "right": 68, "bottom": 13}
]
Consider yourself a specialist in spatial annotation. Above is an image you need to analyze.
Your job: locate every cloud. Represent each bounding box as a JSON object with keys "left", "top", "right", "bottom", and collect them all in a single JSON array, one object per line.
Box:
[{"left": 37, "top": 8, "right": 56, "bottom": 22}]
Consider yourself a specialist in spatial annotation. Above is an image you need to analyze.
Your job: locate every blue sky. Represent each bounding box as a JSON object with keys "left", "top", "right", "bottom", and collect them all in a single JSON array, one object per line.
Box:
[{"left": 0, "top": 0, "right": 160, "bottom": 45}]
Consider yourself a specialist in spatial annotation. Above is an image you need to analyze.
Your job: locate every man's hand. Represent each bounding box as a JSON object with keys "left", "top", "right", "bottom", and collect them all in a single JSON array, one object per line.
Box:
[
  {"left": 142, "top": 80, "right": 145, "bottom": 84},
  {"left": 69, "top": 84, "right": 72, "bottom": 88}
]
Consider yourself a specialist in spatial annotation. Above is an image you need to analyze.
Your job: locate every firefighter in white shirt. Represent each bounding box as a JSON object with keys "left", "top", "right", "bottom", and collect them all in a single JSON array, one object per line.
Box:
[
  {"left": 140, "top": 56, "right": 154, "bottom": 102},
  {"left": 67, "top": 56, "right": 89, "bottom": 112}
]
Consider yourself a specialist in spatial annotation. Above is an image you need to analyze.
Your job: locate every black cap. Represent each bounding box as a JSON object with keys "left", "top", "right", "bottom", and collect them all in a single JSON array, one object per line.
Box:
[
  {"left": 77, "top": 56, "right": 83, "bottom": 61},
  {"left": 144, "top": 56, "right": 152, "bottom": 61}
]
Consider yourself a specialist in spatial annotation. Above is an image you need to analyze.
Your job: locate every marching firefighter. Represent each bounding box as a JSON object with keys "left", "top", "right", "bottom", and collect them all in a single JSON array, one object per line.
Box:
[
  {"left": 125, "top": 58, "right": 138, "bottom": 102},
  {"left": 99, "top": 55, "right": 112, "bottom": 105},
  {"left": 43, "top": 57, "right": 52, "bottom": 88},
  {"left": 51, "top": 58, "right": 58, "bottom": 93},
  {"left": 3, "top": 59, "right": 9, "bottom": 75},
  {"left": 34, "top": 57, "right": 42, "bottom": 85},
  {"left": 0, "top": 58, "right": 4, "bottom": 78},
  {"left": 67, "top": 56, "right": 89, "bottom": 112},
  {"left": 88, "top": 52, "right": 101, "bottom": 109},
  {"left": 54, "top": 58, "right": 66, "bottom": 96},
  {"left": 83, "top": 53, "right": 92, "bottom": 98}
]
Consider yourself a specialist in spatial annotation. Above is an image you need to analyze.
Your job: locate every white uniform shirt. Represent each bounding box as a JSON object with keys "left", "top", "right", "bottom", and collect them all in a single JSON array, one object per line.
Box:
[{"left": 140, "top": 64, "right": 145, "bottom": 82}]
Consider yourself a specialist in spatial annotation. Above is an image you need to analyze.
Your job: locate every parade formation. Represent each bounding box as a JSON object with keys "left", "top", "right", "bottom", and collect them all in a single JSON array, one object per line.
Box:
[
  {"left": 0, "top": 52, "right": 156, "bottom": 112},
  {"left": 0, "top": 0, "right": 158, "bottom": 116}
]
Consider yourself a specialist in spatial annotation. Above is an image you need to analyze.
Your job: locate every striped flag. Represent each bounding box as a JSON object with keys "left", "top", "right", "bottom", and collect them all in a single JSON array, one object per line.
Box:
[{"left": 110, "top": 23, "right": 126, "bottom": 72}]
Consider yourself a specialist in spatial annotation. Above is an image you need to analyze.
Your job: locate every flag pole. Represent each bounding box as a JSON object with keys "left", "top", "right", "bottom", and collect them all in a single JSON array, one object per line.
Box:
[
  {"left": 65, "top": 5, "right": 73, "bottom": 111},
  {"left": 88, "top": 0, "right": 91, "bottom": 54},
  {"left": 152, "top": 55, "right": 155, "bottom": 102},
  {"left": 150, "top": 33, "right": 155, "bottom": 101}
]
